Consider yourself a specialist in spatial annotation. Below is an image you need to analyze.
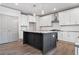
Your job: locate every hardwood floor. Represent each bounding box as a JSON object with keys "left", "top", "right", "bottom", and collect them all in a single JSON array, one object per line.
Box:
[
  {"left": 0, "top": 40, "right": 75, "bottom": 55},
  {"left": 53, "top": 40, "right": 75, "bottom": 55}
]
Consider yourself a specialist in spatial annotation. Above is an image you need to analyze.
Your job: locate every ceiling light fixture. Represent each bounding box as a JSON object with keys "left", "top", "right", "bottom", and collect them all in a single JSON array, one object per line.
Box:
[
  {"left": 15, "top": 3, "right": 19, "bottom": 6},
  {"left": 33, "top": 13, "right": 36, "bottom": 16},
  {"left": 53, "top": 8, "right": 56, "bottom": 11},
  {"left": 33, "top": 4, "right": 36, "bottom": 16}
]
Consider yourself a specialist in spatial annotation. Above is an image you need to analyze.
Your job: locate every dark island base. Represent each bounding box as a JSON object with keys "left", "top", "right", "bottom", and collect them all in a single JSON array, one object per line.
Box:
[{"left": 23, "top": 31, "right": 57, "bottom": 54}]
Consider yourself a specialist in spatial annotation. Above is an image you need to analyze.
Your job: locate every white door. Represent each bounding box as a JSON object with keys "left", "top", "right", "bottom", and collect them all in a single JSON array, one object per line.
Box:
[
  {"left": 0, "top": 14, "right": 8, "bottom": 44},
  {"left": 7, "top": 15, "right": 18, "bottom": 42},
  {"left": 0, "top": 14, "right": 2, "bottom": 43},
  {"left": 0, "top": 14, "right": 18, "bottom": 44}
]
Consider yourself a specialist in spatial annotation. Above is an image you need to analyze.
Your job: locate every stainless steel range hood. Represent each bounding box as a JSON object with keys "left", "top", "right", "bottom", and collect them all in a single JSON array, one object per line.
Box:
[{"left": 52, "top": 13, "right": 59, "bottom": 23}]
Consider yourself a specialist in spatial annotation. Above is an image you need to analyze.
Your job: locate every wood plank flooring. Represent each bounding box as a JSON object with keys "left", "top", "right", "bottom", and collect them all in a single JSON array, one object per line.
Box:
[
  {"left": 0, "top": 40, "right": 75, "bottom": 55},
  {"left": 53, "top": 40, "right": 75, "bottom": 55}
]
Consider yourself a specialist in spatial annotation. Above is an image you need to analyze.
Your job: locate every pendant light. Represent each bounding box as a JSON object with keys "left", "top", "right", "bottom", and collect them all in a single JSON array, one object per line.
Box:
[{"left": 33, "top": 4, "right": 36, "bottom": 17}]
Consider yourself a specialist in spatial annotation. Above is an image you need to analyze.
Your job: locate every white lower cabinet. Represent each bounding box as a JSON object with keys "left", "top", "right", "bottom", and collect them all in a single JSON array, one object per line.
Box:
[
  {"left": 75, "top": 47, "right": 78, "bottom": 55},
  {"left": 58, "top": 31, "right": 79, "bottom": 43},
  {"left": 63, "top": 32, "right": 75, "bottom": 43},
  {"left": 75, "top": 46, "right": 79, "bottom": 55},
  {"left": 58, "top": 32, "right": 63, "bottom": 40}
]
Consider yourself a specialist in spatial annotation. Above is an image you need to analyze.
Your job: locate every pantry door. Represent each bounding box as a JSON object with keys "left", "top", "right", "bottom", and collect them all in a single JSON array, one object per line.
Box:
[
  {"left": 0, "top": 14, "right": 2, "bottom": 44},
  {"left": 0, "top": 14, "right": 18, "bottom": 44},
  {"left": 7, "top": 15, "right": 18, "bottom": 42},
  {"left": 0, "top": 14, "right": 8, "bottom": 44}
]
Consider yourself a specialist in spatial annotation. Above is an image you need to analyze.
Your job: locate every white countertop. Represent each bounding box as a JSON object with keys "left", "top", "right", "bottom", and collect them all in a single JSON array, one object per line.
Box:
[{"left": 24, "top": 31, "right": 58, "bottom": 33}]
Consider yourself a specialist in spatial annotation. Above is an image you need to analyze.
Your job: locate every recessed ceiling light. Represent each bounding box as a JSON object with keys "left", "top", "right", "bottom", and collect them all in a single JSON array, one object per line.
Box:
[
  {"left": 53, "top": 8, "right": 56, "bottom": 11},
  {"left": 15, "top": 3, "right": 19, "bottom": 6}
]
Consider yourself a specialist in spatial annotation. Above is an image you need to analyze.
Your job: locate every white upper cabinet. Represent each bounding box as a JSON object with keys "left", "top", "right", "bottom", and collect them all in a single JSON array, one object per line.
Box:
[
  {"left": 58, "top": 10, "right": 71, "bottom": 25},
  {"left": 40, "top": 14, "right": 54, "bottom": 26},
  {"left": 70, "top": 8, "right": 79, "bottom": 24},
  {"left": 27, "top": 15, "right": 36, "bottom": 22},
  {"left": 58, "top": 8, "right": 79, "bottom": 25},
  {"left": 20, "top": 15, "right": 28, "bottom": 26}
]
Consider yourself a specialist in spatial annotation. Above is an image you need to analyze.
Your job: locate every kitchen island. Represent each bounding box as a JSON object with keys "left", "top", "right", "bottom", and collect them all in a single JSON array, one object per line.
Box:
[{"left": 23, "top": 31, "right": 57, "bottom": 54}]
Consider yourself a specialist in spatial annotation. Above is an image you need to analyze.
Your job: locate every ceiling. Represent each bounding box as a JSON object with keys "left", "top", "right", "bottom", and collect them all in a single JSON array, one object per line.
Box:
[{"left": 0, "top": 3, "right": 79, "bottom": 16}]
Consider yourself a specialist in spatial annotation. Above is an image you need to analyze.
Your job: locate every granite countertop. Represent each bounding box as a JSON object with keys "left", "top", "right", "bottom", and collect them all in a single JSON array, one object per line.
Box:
[{"left": 24, "top": 31, "right": 58, "bottom": 33}]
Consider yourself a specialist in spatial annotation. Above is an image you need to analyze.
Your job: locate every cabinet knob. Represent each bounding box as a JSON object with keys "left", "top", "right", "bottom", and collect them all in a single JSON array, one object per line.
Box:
[{"left": 52, "top": 35, "right": 55, "bottom": 37}]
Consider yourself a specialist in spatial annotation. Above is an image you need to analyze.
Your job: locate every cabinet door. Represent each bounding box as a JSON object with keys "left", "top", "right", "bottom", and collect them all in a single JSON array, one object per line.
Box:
[
  {"left": 70, "top": 8, "right": 79, "bottom": 24},
  {"left": 0, "top": 14, "right": 2, "bottom": 43},
  {"left": 7, "top": 16, "right": 18, "bottom": 42},
  {"left": 75, "top": 47, "right": 78, "bottom": 55},
  {"left": 0, "top": 14, "right": 18, "bottom": 44},
  {"left": 20, "top": 15, "right": 28, "bottom": 26},
  {"left": 50, "top": 33, "right": 57, "bottom": 49},
  {"left": 33, "top": 33, "right": 43, "bottom": 50},
  {"left": 1, "top": 14, "right": 8, "bottom": 44},
  {"left": 74, "top": 32, "right": 79, "bottom": 43},
  {"left": 68, "top": 32, "right": 75, "bottom": 43},
  {"left": 58, "top": 32, "right": 63, "bottom": 40},
  {"left": 43, "top": 33, "right": 51, "bottom": 53},
  {"left": 63, "top": 32, "right": 76, "bottom": 43},
  {"left": 28, "top": 16, "right": 36, "bottom": 22},
  {"left": 59, "top": 11, "right": 71, "bottom": 25},
  {"left": 43, "top": 33, "right": 57, "bottom": 54},
  {"left": 64, "top": 10, "right": 71, "bottom": 25},
  {"left": 58, "top": 12, "right": 64, "bottom": 25},
  {"left": 63, "top": 32, "right": 69, "bottom": 42},
  {"left": 40, "top": 15, "right": 52, "bottom": 26}
]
